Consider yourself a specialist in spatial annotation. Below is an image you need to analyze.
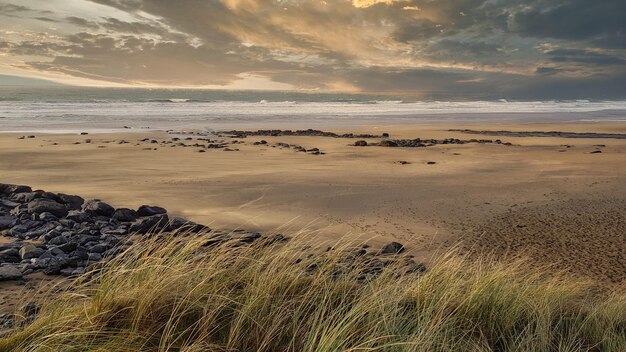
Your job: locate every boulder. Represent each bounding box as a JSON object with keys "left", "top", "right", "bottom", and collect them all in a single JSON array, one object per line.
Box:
[
  {"left": 0, "top": 184, "right": 32, "bottom": 196},
  {"left": 27, "top": 199, "right": 68, "bottom": 218},
  {"left": 0, "top": 215, "right": 16, "bottom": 230},
  {"left": 380, "top": 242, "right": 405, "bottom": 254},
  {"left": 137, "top": 205, "right": 167, "bottom": 217},
  {"left": 19, "top": 244, "right": 45, "bottom": 260},
  {"left": 82, "top": 200, "right": 115, "bottom": 217},
  {"left": 57, "top": 194, "right": 84, "bottom": 210},
  {"left": 66, "top": 210, "right": 91, "bottom": 223},
  {"left": 0, "top": 265, "right": 23, "bottom": 281},
  {"left": 112, "top": 208, "right": 139, "bottom": 222},
  {"left": 354, "top": 140, "right": 368, "bottom": 147},
  {"left": 379, "top": 140, "right": 398, "bottom": 147},
  {"left": 130, "top": 214, "right": 169, "bottom": 234}
]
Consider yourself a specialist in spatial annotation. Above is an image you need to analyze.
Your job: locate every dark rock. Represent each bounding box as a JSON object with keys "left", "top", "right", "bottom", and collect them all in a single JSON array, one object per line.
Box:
[
  {"left": 0, "top": 265, "right": 23, "bottom": 281},
  {"left": 88, "top": 244, "right": 107, "bottom": 254},
  {"left": 112, "top": 208, "right": 139, "bottom": 222},
  {"left": 168, "top": 217, "right": 209, "bottom": 233},
  {"left": 137, "top": 205, "right": 167, "bottom": 217},
  {"left": 38, "top": 212, "right": 59, "bottom": 222},
  {"left": 57, "top": 242, "right": 78, "bottom": 254},
  {"left": 27, "top": 199, "right": 68, "bottom": 218},
  {"left": 49, "top": 236, "right": 69, "bottom": 246},
  {"left": 82, "top": 199, "right": 115, "bottom": 217},
  {"left": 380, "top": 242, "right": 405, "bottom": 254},
  {"left": 0, "top": 184, "right": 32, "bottom": 196},
  {"left": 88, "top": 253, "right": 102, "bottom": 261},
  {"left": 72, "top": 247, "right": 89, "bottom": 261},
  {"left": 379, "top": 140, "right": 398, "bottom": 147},
  {"left": 130, "top": 214, "right": 169, "bottom": 234},
  {"left": 66, "top": 210, "right": 91, "bottom": 223},
  {"left": 354, "top": 140, "right": 368, "bottom": 146},
  {"left": 11, "top": 192, "right": 41, "bottom": 203},
  {"left": 0, "top": 199, "right": 20, "bottom": 209},
  {"left": 0, "top": 215, "right": 16, "bottom": 230},
  {"left": 0, "top": 248, "right": 21, "bottom": 263},
  {"left": 57, "top": 194, "right": 84, "bottom": 210},
  {"left": 19, "top": 244, "right": 45, "bottom": 260}
]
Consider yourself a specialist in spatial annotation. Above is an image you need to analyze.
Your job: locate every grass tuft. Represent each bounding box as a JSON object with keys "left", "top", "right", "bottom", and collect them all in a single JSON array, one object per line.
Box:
[{"left": 1, "top": 233, "right": 624, "bottom": 352}]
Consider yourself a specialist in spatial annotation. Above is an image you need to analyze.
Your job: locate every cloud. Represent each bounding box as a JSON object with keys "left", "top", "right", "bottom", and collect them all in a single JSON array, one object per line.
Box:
[
  {"left": 0, "top": 0, "right": 623, "bottom": 97},
  {"left": 511, "top": 0, "right": 626, "bottom": 49}
]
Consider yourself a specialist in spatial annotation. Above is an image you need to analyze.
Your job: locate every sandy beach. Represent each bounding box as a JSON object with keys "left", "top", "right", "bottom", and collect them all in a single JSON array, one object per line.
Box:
[{"left": 2, "top": 121, "right": 625, "bottom": 284}]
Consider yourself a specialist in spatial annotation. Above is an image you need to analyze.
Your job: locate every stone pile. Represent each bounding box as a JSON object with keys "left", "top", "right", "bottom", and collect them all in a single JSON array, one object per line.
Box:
[
  {"left": 353, "top": 137, "right": 512, "bottom": 148},
  {"left": 221, "top": 129, "right": 387, "bottom": 139}
]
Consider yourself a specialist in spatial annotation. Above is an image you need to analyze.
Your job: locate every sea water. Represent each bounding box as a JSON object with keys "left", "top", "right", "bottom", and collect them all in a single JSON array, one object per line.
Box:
[{"left": 1, "top": 87, "right": 625, "bottom": 132}]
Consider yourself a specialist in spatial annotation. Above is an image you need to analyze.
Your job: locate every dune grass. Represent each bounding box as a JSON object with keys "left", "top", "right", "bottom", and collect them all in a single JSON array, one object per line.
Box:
[{"left": 1, "top": 233, "right": 625, "bottom": 352}]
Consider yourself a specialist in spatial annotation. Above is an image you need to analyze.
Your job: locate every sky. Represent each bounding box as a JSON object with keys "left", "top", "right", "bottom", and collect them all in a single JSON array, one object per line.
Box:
[{"left": 0, "top": 0, "right": 625, "bottom": 99}]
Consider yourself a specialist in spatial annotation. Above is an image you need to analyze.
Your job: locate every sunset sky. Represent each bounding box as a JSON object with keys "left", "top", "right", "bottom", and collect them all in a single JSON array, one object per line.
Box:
[{"left": 1, "top": 0, "right": 625, "bottom": 98}]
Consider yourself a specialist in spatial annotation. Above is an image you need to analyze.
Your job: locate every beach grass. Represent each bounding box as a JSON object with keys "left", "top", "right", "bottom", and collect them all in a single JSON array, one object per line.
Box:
[{"left": 1, "top": 233, "right": 625, "bottom": 352}]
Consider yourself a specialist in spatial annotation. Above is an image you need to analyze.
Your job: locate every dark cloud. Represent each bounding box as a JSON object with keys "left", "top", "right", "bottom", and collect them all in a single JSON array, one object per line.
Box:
[
  {"left": 511, "top": 0, "right": 626, "bottom": 49},
  {"left": 546, "top": 49, "right": 626, "bottom": 66},
  {"left": 66, "top": 16, "right": 100, "bottom": 29},
  {"left": 0, "top": 0, "right": 623, "bottom": 97},
  {"left": 535, "top": 67, "right": 562, "bottom": 76}
]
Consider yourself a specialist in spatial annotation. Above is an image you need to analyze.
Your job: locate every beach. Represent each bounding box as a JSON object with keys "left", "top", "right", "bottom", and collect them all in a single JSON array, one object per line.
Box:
[{"left": 2, "top": 121, "right": 625, "bottom": 282}]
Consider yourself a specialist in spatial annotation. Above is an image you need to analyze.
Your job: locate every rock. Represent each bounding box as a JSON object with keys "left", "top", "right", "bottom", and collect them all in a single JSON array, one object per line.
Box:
[
  {"left": 426, "top": 161, "right": 437, "bottom": 165},
  {"left": 111, "top": 208, "right": 139, "bottom": 222},
  {"left": 60, "top": 267, "right": 85, "bottom": 277},
  {"left": 0, "top": 265, "right": 23, "bottom": 281},
  {"left": 380, "top": 242, "right": 405, "bottom": 254},
  {"left": 27, "top": 199, "right": 68, "bottom": 218},
  {"left": 88, "top": 244, "right": 107, "bottom": 254},
  {"left": 66, "top": 210, "right": 91, "bottom": 223},
  {"left": 72, "top": 247, "right": 90, "bottom": 261},
  {"left": 82, "top": 200, "right": 115, "bottom": 217},
  {"left": 21, "top": 302, "right": 39, "bottom": 317},
  {"left": 137, "top": 205, "right": 167, "bottom": 217},
  {"left": 354, "top": 140, "right": 368, "bottom": 146},
  {"left": 10, "top": 192, "right": 41, "bottom": 203},
  {"left": 0, "top": 199, "right": 20, "bottom": 209},
  {"left": 0, "top": 215, "right": 16, "bottom": 230},
  {"left": 38, "top": 212, "right": 58, "bottom": 222},
  {"left": 0, "top": 248, "right": 21, "bottom": 263},
  {"left": 130, "top": 214, "right": 169, "bottom": 234},
  {"left": 379, "top": 140, "right": 398, "bottom": 147},
  {"left": 48, "top": 235, "right": 69, "bottom": 246},
  {"left": 590, "top": 150, "right": 602, "bottom": 154},
  {"left": 88, "top": 253, "right": 102, "bottom": 261},
  {"left": 19, "top": 244, "right": 45, "bottom": 260},
  {"left": 168, "top": 217, "right": 209, "bottom": 233},
  {"left": 0, "top": 184, "right": 32, "bottom": 196},
  {"left": 57, "top": 194, "right": 84, "bottom": 210}
]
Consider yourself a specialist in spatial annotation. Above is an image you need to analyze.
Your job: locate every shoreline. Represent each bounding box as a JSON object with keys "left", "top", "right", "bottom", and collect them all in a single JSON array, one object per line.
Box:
[{"left": 1, "top": 111, "right": 626, "bottom": 134}]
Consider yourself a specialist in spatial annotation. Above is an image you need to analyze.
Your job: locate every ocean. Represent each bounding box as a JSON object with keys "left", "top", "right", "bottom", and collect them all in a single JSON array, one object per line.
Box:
[{"left": 1, "top": 87, "right": 625, "bottom": 132}]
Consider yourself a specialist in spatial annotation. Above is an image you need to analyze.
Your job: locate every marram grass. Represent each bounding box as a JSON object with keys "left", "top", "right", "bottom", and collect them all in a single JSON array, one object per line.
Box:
[{"left": 1, "top": 233, "right": 625, "bottom": 352}]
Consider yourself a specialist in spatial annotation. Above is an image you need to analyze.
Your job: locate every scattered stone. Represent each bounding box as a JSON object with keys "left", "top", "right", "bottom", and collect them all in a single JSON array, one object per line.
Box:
[
  {"left": 82, "top": 199, "right": 115, "bottom": 217},
  {"left": 19, "top": 245, "right": 45, "bottom": 260},
  {"left": 380, "top": 242, "right": 405, "bottom": 254},
  {"left": 112, "top": 208, "right": 138, "bottom": 222},
  {"left": 0, "top": 265, "right": 23, "bottom": 281},
  {"left": 137, "top": 205, "right": 167, "bottom": 217},
  {"left": 27, "top": 199, "right": 68, "bottom": 218},
  {"left": 354, "top": 140, "right": 368, "bottom": 146},
  {"left": 590, "top": 150, "right": 602, "bottom": 154}
]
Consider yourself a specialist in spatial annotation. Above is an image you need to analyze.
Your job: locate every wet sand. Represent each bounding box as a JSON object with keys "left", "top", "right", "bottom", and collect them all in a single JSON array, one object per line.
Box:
[{"left": 1, "top": 122, "right": 625, "bottom": 289}]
